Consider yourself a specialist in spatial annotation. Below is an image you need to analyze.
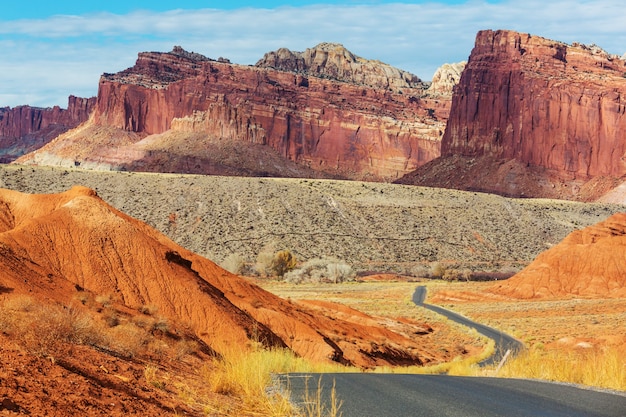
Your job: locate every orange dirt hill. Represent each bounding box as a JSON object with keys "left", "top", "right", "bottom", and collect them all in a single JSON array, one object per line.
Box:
[
  {"left": 490, "top": 212, "right": 626, "bottom": 299},
  {"left": 0, "top": 186, "right": 456, "bottom": 368}
]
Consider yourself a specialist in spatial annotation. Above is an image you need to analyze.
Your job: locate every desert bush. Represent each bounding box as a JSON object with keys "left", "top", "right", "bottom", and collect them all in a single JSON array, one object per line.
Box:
[
  {"left": 220, "top": 253, "right": 246, "bottom": 274},
  {"left": 284, "top": 258, "right": 355, "bottom": 284},
  {"left": 107, "top": 322, "right": 149, "bottom": 358},
  {"left": 254, "top": 243, "right": 277, "bottom": 277},
  {"left": 151, "top": 316, "right": 170, "bottom": 333},
  {"left": 6, "top": 303, "right": 104, "bottom": 357},
  {"left": 442, "top": 268, "right": 472, "bottom": 282},
  {"left": 4, "top": 295, "right": 36, "bottom": 312},
  {"left": 139, "top": 303, "right": 159, "bottom": 316},
  {"left": 95, "top": 293, "right": 112, "bottom": 306},
  {"left": 175, "top": 339, "right": 199, "bottom": 360},
  {"left": 102, "top": 307, "right": 120, "bottom": 327},
  {"left": 270, "top": 250, "right": 297, "bottom": 278},
  {"left": 144, "top": 364, "right": 168, "bottom": 390},
  {"left": 430, "top": 262, "right": 447, "bottom": 279},
  {"left": 410, "top": 264, "right": 432, "bottom": 278}
]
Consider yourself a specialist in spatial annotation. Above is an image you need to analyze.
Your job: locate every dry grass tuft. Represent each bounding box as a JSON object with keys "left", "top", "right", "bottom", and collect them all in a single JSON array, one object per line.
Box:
[
  {"left": 495, "top": 346, "right": 626, "bottom": 391},
  {"left": 200, "top": 343, "right": 346, "bottom": 416}
]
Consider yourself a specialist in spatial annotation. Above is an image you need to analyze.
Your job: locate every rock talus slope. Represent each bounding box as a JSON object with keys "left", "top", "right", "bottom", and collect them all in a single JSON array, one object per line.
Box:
[
  {"left": 490, "top": 212, "right": 626, "bottom": 298},
  {"left": 399, "top": 30, "right": 626, "bottom": 200},
  {"left": 0, "top": 186, "right": 455, "bottom": 367},
  {"left": 17, "top": 45, "right": 448, "bottom": 181}
]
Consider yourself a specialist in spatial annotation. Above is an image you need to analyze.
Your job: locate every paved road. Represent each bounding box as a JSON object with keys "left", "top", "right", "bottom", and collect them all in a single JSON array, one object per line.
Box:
[
  {"left": 281, "top": 373, "right": 626, "bottom": 417},
  {"left": 281, "top": 286, "right": 625, "bottom": 416},
  {"left": 412, "top": 286, "right": 523, "bottom": 366}
]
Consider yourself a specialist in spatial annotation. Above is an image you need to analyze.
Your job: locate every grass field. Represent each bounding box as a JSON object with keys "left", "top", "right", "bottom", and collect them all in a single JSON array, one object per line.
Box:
[{"left": 258, "top": 278, "right": 626, "bottom": 392}]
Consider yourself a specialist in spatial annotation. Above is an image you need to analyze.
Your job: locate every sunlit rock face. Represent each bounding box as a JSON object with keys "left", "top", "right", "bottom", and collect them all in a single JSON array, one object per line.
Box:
[
  {"left": 443, "top": 29, "right": 626, "bottom": 178},
  {"left": 86, "top": 45, "right": 448, "bottom": 181},
  {"left": 399, "top": 30, "right": 626, "bottom": 201},
  {"left": 0, "top": 96, "right": 95, "bottom": 162}
]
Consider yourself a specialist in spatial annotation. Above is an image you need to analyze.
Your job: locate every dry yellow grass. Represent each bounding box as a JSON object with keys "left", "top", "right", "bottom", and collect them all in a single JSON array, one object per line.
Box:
[
  {"left": 494, "top": 346, "right": 626, "bottom": 392},
  {"left": 259, "top": 279, "right": 626, "bottom": 392},
  {"left": 201, "top": 343, "right": 345, "bottom": 416}
]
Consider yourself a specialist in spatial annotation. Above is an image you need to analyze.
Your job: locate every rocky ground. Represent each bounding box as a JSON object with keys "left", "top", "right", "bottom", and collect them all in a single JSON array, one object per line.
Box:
[{"left": 1, "top": 164, "right": 622, "bottom": 274}]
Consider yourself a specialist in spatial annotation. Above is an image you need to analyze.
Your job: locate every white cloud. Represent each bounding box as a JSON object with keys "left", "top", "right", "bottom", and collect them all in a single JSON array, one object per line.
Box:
[{"left": 1, "top": 1, "right": 625, "bottom": 107}]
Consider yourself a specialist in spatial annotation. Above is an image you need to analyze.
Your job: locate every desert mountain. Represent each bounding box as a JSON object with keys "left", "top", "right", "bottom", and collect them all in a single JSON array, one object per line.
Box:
[
  {"left": 490, "top": 212, "right": 626, "bottom": 298},
  {"left": 398, "top": 29, "right": 626, "bottom": 201},
  {"left": 256, "top": 42, "right": 426, "bottom": 91},
  {"left": 15, "top": 44, "right": 450, "bottom": 181},
  {"left": 0, "top": 185, "right": 462, "bottom": 367},
  {"left": 0, "top": 96, "right": 94, "bottom": 163}
]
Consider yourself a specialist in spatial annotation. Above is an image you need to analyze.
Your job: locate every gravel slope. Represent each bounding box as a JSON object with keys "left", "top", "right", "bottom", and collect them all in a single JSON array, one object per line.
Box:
[{"left": 1, "top": 165, "right": 622, "bottom": 273}]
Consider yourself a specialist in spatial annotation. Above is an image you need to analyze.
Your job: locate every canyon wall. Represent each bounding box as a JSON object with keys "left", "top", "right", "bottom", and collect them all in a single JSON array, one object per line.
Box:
[
  {"left": 86, "top": 45, "right": 448, "bottom": 181},
  {"left": 0, "top": 96, "right": 95, "bottom": 162},
  {"left": 443, "top": 29, "right": 626, "bottom": 178},
  {"left": 399, "top": 30, "right": 626, "bottom": 200}
]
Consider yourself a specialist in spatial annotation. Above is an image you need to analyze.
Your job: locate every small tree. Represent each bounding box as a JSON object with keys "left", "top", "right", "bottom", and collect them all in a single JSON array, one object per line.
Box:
[
  {"left": 431, "top": 262, "right": 447, "bottom": 279},
  {"left": 326, "top": 262, "right": 355, "bottom": 283},
  {"left": 270, "top": 250, "right": 297, "bottom": 278}
]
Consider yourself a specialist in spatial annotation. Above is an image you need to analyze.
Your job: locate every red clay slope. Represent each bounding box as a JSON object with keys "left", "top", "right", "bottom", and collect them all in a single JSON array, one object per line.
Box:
[
  {"left": 0, "top": 186, "right": 451, "bottom": 368},
  {"left": 490, "top": 213, "right": 626, "bottom": 299}
]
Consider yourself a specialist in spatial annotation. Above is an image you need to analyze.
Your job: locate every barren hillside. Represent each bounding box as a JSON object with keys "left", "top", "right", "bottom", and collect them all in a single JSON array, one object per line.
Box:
[{"left": 0, "top": 165, "right": 621, "bottom": 273}]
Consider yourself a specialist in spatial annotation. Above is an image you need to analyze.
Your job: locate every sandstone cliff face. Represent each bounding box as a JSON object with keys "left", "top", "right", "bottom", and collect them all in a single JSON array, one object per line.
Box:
[
  {"left": 443, "top": 30, "right": 626, "bottom": 179},
  {"left": 46, "top": 46, "right": 448, "bottom": 181},
  {"left": 0, "top": 96, "right": 95, "bottom": 162},
  {"left": 402, "top": 30, "right": 626, "bottom": 200}
]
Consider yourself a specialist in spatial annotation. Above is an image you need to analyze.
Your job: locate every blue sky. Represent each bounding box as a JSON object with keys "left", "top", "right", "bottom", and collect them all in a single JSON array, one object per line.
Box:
[
  {"left": 1, "top": 1, "right": 625, "bottom": 108},
  {"left": 1, "top": 1, "right": 474, "bottom": 19}
]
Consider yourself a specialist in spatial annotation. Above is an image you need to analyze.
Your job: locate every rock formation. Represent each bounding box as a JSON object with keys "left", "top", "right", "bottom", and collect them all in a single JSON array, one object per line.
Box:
[
  {"left": 399, "top": 30, "right": 626, "bottom": 200},
  {"left": 0, "top": 96, "right": 95, "bottom": 162},
  {"left": 490, "top": 212, "right": 626, "bottom": 298},
  {"left": 0, "top": 186, "right": 461, "bottom": 367},
  {"left": 426, "top": 62, "right": 466, "bottom": 95},
  {"left": 18, "top": 45, "right": 450, "bottom": 181},
  {"left": 256, "top": 42, "right": 426, "bottom": 92}
]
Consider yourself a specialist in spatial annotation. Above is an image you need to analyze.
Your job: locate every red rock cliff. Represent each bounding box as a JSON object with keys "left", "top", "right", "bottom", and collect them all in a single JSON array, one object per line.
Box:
[
  {"left": 443, "top": 30, "right": 626, "bottom": 178},
  {"left": 0, "top": 96, "right": 95, "bottom": 162},
  {"left": 90, "top": 46, "right": 447, "bottom": 181}
]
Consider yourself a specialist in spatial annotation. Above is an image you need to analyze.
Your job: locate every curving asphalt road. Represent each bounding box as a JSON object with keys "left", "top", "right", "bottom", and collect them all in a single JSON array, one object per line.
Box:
[
  {"left": 412, "top": 285, "right": 524, "bottom": 366},
  {"left": 281, "top": 373, "right": 626, "bottom": 417},
  {"left": 280, "top": 286, "right": 626, "bottom": 416}
]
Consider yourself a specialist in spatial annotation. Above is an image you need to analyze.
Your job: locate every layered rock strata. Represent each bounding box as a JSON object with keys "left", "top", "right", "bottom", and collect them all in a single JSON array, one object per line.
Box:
[
  {"left": 400, "top": 30, "right": 626, "bottom": 200},
  {"left": 0, "top": 96, "right": 95, "bottom": 162},
  {"left": 22, "top": 45, "right": 448, "bottom": 181},
  {"left": 255, "top": 42, "right": 427, "bottom": 92}
]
